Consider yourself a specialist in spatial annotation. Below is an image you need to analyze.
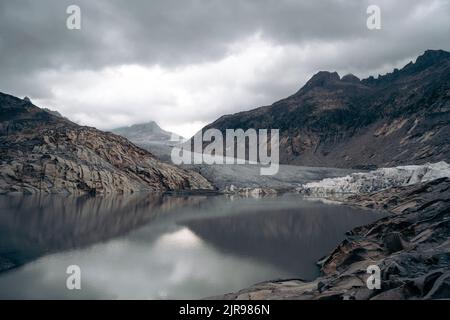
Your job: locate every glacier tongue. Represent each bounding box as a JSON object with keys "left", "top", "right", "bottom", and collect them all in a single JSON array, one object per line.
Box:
[{"left": 297, "top": 161, "right": 450, "bottom": 198}]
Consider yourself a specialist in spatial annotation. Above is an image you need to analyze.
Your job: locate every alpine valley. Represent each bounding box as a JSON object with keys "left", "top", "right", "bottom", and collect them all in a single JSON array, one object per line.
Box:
[{"left": 0, "top": 50, "right": 449, "bottom": 301}]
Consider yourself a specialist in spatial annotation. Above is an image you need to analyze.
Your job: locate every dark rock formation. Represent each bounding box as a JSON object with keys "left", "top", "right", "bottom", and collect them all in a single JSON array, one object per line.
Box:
[
  {"left": 216, "top": 177, "right": 450, "bottom": 300},
  {"left": 201, "top": 50, "right": 450, "bottom": 168},
  {"left": 0, "top": 92, "right": 213, "bottom": 194}
]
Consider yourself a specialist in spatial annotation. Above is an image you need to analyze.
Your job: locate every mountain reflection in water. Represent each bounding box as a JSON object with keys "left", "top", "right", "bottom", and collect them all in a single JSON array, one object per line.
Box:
[{"left": 0, "top": 193, "right": 384, "bottom": 299}]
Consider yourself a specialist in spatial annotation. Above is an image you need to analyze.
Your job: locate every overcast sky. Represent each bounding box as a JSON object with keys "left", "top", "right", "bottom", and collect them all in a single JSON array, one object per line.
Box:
[{"left": 1, "top": 0, "right": 449, "bottom": 137}]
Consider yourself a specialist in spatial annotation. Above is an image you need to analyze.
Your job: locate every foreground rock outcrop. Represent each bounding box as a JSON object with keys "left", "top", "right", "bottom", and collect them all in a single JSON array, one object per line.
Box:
[
  {"left": 217, "top": 177, "right": 450, "bottom": 300},
  {"left": 0, "top": 92, "right": 213, "bottom": 194}
]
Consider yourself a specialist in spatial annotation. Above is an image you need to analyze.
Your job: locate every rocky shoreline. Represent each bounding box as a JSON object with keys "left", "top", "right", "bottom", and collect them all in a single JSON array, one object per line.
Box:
[{"left": 214, "top": 177, "right": 450, "bottom": 300}]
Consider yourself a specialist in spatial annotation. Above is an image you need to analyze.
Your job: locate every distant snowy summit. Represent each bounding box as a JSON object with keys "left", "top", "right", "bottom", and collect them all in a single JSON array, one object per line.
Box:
[
  {"left": 111, "top": 121, "right": 184, "bottom": 145},
  {"left": 111, "top": 121, "right": 184, "bottom": 161}
]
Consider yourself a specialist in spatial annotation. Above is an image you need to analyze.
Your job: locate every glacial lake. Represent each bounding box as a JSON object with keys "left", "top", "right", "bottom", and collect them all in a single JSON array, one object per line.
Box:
[{"left": 0, "top": 193, "right": 383, "bottom": 299}]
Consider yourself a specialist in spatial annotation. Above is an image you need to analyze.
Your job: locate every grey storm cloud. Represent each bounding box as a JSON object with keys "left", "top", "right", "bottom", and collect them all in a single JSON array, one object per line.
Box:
[
  {"left": 0, "top": 0, "right": 449, "bottom": 136},
  {"left": 0, "top": 0, "right": 364, "bottom": 70},
  {"left": 1, "top": 0, "right": 448, "bottom": 77}
]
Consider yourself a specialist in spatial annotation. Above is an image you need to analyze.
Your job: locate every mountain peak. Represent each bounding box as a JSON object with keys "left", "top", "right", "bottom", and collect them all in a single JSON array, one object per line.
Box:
[
  {"left": 400, "top": 49, "right": 450, "bottom": 76},
  {"left": 417, "top": 49, "right": 450, "bottom": 64},
  {"left": 130, "top": 121, "right": 161, "bottom": 131},
  {"left": 301, "top": 71, "right": 340, "bottom": 91},
  {"left": 310, "top": 71, "right": 340, "bottom": 83},
  {"left": 360, "top": 49, "right": 450, "bottom": 86},
  {"left": 112, "top": 121, "right": 183, "bottom": 144},
  {"left": 341, "top": 74, "right": 360, "bottom": 83},
  {"left": 0, "top": 91, "right": 69, "bottom": 125}
]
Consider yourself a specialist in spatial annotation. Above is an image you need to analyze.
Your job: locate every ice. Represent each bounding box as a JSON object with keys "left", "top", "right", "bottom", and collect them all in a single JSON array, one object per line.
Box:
[{"left": 297, "top": 162, "right": 450, "bottom": 198}]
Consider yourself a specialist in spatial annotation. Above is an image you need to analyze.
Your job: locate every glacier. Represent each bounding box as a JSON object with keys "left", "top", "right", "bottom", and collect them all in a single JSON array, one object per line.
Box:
[{"left": 297, "top": 161, "right": 450, "bottom": 198}]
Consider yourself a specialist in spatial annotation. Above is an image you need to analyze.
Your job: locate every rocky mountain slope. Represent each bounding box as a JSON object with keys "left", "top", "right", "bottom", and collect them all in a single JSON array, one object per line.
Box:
[
  {"left": 202, "top": 50, "right": 450, "bottom": 168},
  {"left": 0, "top": 92, "right": 213, "bottom": 194}
]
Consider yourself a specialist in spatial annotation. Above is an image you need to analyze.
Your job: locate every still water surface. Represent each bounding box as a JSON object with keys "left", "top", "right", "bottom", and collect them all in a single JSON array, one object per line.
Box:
[{"left": 0, "top": 193, "right": 383, "bottom": 299}]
